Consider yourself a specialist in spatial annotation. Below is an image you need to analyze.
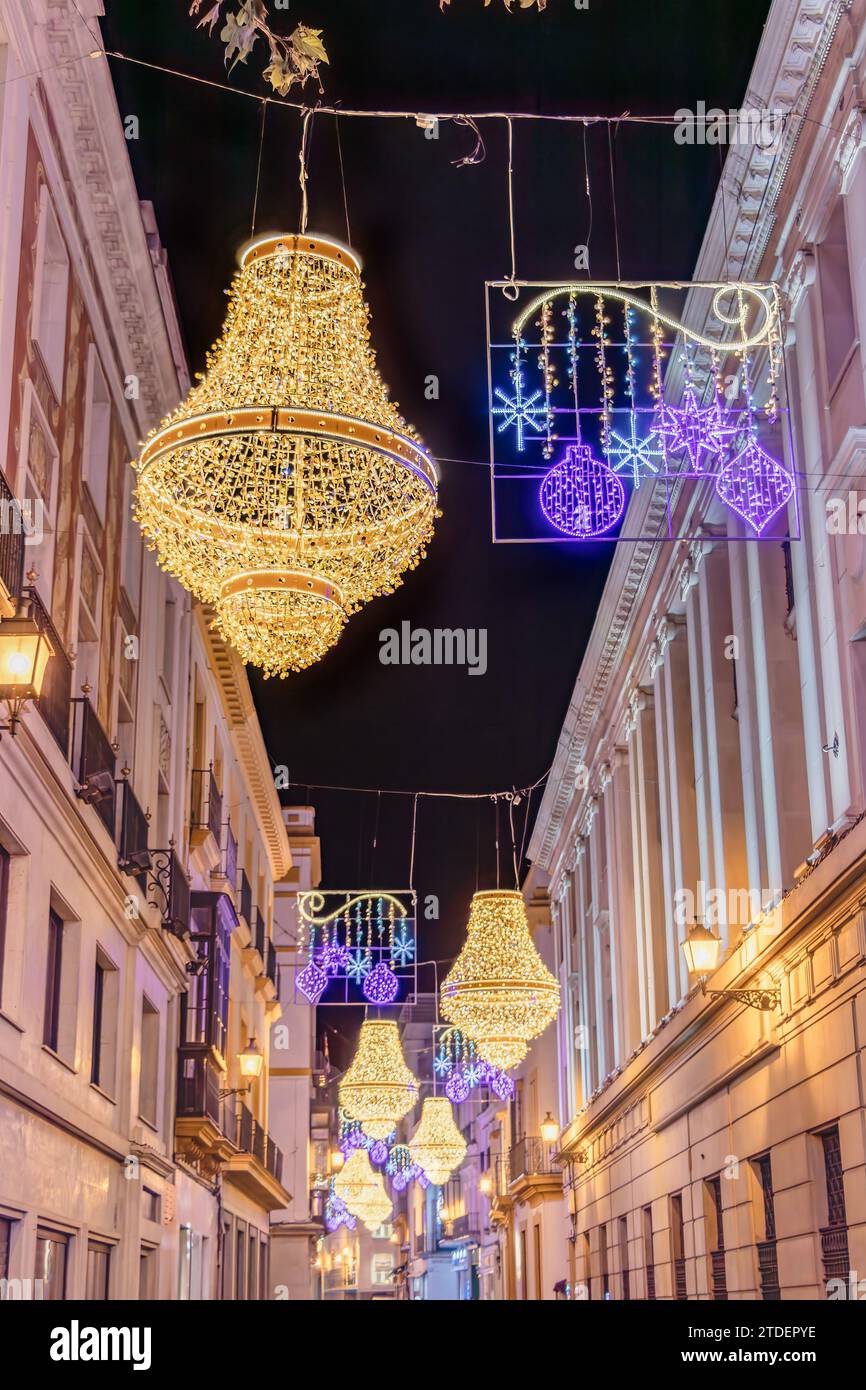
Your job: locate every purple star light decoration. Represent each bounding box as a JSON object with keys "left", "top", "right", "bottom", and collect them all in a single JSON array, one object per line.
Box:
[
  {"left": 296, "top": 960, "right": 328, "bottom": 1003},
  {"left": 316, "top": 941, "right": 350, "bottom": 975},
  {"left": 715, "top": 437, "right": 794, "bottom": 533},
  {"left": 363, "top": 961, "right": 400, "bottom": 1005},
  {"left": 539, "top": 445, "right": 626, "bottom": 538},
  {"left": 655, "top": 385, "right": 738, "bottom": 476}
]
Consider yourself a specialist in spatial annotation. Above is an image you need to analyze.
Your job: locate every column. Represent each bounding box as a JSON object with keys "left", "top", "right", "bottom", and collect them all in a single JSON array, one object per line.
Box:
[
  {"left": 603, "top": 749, "right": 641, "bottom": 1057},
  {"left": 628, "top": 688, "right": 668, "bottom": 1031}
]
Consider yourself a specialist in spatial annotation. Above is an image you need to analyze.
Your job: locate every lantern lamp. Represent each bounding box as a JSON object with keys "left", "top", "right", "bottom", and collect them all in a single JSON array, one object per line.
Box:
[
  {"left": 0, "top": 599, "right": 54, "bottom": 738},
  {"left": 541, "top": 1112, "right": 559, "bottom": 1145},
  {"left": 408, "top": 1096, "right": 467, "bottom": 1187},
  {"left": 681, "top": 922, "right": 722, "bottom": 977}
]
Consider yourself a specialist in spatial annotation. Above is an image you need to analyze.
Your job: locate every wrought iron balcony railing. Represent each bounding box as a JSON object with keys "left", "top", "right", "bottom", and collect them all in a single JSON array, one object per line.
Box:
[
  {"left": 239, "top": 868, "right": 252, "bottom": 927},
  {"left": 508, "top": 1136, "right": 560, "bottom": 1183},
  {"left": 230, "top": 1102, "right": 284, "bottom": 1183},
  {"left": 820, "top": 1224, "right": 851, "bottom": 1289},
  {"left": 28, "top": 588, "right": 72, "bottom": 756},
  {"left": 254, "top": 906, "right": 266, "bottom": 959},
  {"left": 265, "top": 938, "right": 279, "bottom": 988},
  {"left": 190, "top": 767, "right": 222, "bottom": 847},
  {"left": 117, "top": 777, "right": 151, "bottom": 876},
  {"left": 176, "top": 1047, "right": 223, "bottom": 1128},
  {"left": 223, "top": 820, "right": 238, "bottom": 888},
  {"left": 0, "top": 467, "right": 25, "bottom": 603},
  {"left": 148, "top": 846, "right": 191, "bottom": 937},
  {"left": 756, "top": 1239, "right": 780, "bottom": 1300},
  {"left": 72, "top": 697, "right": 117, "bottom": 836}
]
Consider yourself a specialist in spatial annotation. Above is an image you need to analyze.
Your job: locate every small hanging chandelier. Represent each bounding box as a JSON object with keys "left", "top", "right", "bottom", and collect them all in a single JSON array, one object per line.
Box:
[
  {"left": 440, "top": 889, "right": 560, "bottom": 1072},
  {"left": 333, "top": 1148, "right": 393, "bottom": 1232},
  {"left": 408, "top": 1096, "right": 467, "bottom": 1187},
  {"left": 338, "top": 1019, "right": 418, "bottom": 1141},
  {"left": 135, "top": 233, "right": 439, "bottom": 676}
]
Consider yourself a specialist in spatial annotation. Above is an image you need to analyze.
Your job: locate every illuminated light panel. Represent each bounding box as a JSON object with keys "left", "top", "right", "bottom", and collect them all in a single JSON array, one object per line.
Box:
[
  {"left": 408, "top": 1097, "right": 467, "bottom": 1187},
  {"left": 539, "top": 445, "right": 626, "bottom": 538},
  {"left": 338, "top": 1019, "right": 418, "bottom": 1141}
]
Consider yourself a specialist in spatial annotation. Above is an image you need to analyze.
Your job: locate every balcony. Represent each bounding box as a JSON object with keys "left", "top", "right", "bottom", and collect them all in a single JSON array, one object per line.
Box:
[
  {"left": 488, "top": 1156, "right": 512, "bottom": 1226},
  {"left": 117, "top": 778, "right": 151, "bottom": 878},
  {"left": 223, "top": 1098, "right": 289, "bottom": 1210},
  {"left": 507, "top": 1136, "right": 562, "bottom": 1205},
  {"left": 440, "top": 1213, "right": 480, "bottom": 1248},
  {"left": 175, "top": 1051, "right": 288, "bottom": 1208},
  {"left": 239, "top": 868, "right": 252, "bottom": 928},
  {"left": 0, "top": 468, "right": 25, "bottom": 614},
  {"left": 757, "top": 1239, "right": 780, "bottom": 1300},
  {"left": 820, "top": 1224, "right": 851, "bottom": 1290},
  {"left": 175, "top": 1048, "right": 236, "bottom": 1178},
  {"left": 190, "top": 767, "right": 222, "bottom": 851},
  {"left": 148, "top": 846, "right": 191, "bottom": 937},
  {"left": 29, "top": 589, "right": 72, "bottom": 756},
  {"left": 72, "top": 697, "right": 117, "bottom": 836}
]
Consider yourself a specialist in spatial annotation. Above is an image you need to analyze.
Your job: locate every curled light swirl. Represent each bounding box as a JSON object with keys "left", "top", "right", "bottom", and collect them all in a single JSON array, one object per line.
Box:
[
  {"left": 297, "top": 891, "right": 409, "bottom": 929},
  {"left": 512, "top": 282, "right": 779, "bottom": 353}
]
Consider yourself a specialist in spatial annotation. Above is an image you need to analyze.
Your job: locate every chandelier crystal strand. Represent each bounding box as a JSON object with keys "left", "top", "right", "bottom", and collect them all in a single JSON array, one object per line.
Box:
[
  {"left": 135, "top": 233, "right": 439, "bottom": 676},
  {"left": 440, "top": 889, "right": 560, "bottom": 1072},
  {"left": 333, "top": 1148, "right": 393, "bottom": 1231},
  {"left": 338, "top": 1019, "right": 419, "bottom": 1140},
  {"left": 408, "top": 1096, "right": 467, "bottom": 1187}
]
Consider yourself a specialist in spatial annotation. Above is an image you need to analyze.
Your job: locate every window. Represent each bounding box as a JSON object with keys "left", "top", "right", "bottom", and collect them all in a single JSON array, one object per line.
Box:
[
  {"left": 82, "top": 346, "right": 111, "bottom": 524},
  {"left": 236, "top": 1222, "right": 247, "bottom": 1300},
  {"left": 90, "top": 949, "right": 118, "bottom": 1094},
  {"left": 248, "top": 1231, "right": 258, "bottom": 1300},
  {"left": 17, "top": 382, "right": 60, "bottom": 606},
  {"left": 43, "top": 909, "right": 63, "bottom": 1051},
  {"left": 819, "top": 200, "right": 857, "bottom": 390},
  {"left": 221, "top": 1218, "right": 233, "bottom": 1300},
  {"left": 139, "top": 997, "right": 159, "bottom": 1129},
  {"left": 141, "top": 1188, "right": 160, "bottom": 1224},
  {"left": 819, "top": 1127, "right": 851, "bottom": 1294},
  {"left": 754, "top": 1154, "right": 780, "bottom": 1300},
  {"left": 139, "top": 1245, "right": 158, "bottom": 1300},
  {"left": 85, "top": 1242, "right": 111, "bottom": 1300},
  {"left": 518, "top": 1227, "right": 528, "bottom": 1300},
  {"left": 619, "top": 1216, "right": 629, "bottom": 1300},
  {"left": 706, "top": 1176, "right": 727, "bottom": 1300},
  {"left": 0, "top": 846, "right": 9, "bottom": 1001},
  {"left": 259, "top": 1238, "right": 268, "bottom": 1303},
  {"left": 178, "top": 1225, "right": 192, "bottom": 1301},
  {"left": 0, "top": 1217, "right": 11, "bottom": 1279},
  {"left": 671, "top": 1194, "right": 686, "bottom": 1300},
  {"left": 643, "top": 1206, "right": 655, "bottom": 1300},
  {"left": 73, "top": 522, "right": 104, "bottom": 692},
  {"left": 583, "top": 1231, "right": 592, "bottom": 1300},
  {"left": 533, "top": 1223, "right": 543, "bottom": 1301},
  {"left": 35, "top": 1229, "right": 67, "bottom": 1300},
  {"left": 599, "top": 1222, "right": 609, "bottom": 1298},
  {"left": 32, "top": 187, "right": 70, "bottom": 397}
]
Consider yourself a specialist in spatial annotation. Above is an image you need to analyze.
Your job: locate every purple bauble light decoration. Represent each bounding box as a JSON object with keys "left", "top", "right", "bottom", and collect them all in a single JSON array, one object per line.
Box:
[
  {"left": 540, "top": 444, "right": 626, "bottom": 538},
  {"left": 363, "top": 961, "right": 400, "bottom": 1005},
  {"left": 445, "top": 1069, "right": 470, "bottom": 1104},
  {"left": 297, "top": 960, "right": 328, "bottom": 1003},
  {"left": 392, "top": 1171, "right": 409, "bottom": 1192},
  {"left": 417, "top": 1171, "right": 430, "bottom": 1190},
  {"left": 474, "top": 1059, "right": 491, "bottom": 1084},
  {"left": 369, "top": 1139, "right": 389, "bottom": 1166},
  {"left": 490, "top": 1068, "right": 515, "bottom": 1101},
  {"left": 715, "top": 437, "right": 794, "bottom": 534}
]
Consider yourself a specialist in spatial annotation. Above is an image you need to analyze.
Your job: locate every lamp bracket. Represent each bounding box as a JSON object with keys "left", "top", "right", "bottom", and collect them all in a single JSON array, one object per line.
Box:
[{"left": 703, "top": 984, "right": 781, "bottom": 1012}]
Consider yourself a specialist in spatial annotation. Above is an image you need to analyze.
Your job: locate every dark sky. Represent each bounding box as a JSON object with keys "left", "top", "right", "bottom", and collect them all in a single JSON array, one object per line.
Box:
[{"left": 102, "top": 0, "right": 771, "bottom": 1067}]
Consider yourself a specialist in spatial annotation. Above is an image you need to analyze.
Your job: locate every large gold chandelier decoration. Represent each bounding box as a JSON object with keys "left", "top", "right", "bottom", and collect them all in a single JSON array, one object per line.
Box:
[
  {"left": 135, "top": 233, "right": 439, "bottom": 676},
  {"left": 408, "top": 1096, "right": 467, "bottom": 1186},
  {"left": 338, "top": 1019, "right": 419, "bottom": 1141},
  {"left": 440, "top": 889, "right": 560, "bottom": 1072},
  {"left": 333, "top": 1148, "right": 393, "bottom": 1232}
]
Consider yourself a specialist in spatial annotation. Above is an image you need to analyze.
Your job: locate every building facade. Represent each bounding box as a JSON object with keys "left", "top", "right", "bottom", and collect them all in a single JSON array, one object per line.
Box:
[
  {"left": 0, "top": 0, "right": 291, "bottom": 1300},
  {"left": 528, "top": 0, "right": 866, "bottom": 1302}
]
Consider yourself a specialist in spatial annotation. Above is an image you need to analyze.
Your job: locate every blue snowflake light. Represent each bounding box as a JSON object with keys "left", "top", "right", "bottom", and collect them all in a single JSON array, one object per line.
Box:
[
  {"left": 492, "top": 384, "right": 545, "bottom": 451},
  {"left": 346, "top": 948, "right": 372, "bottom": 984},
  {"left": 606, "top": 416, "right": 664, "bottom": 489},
  {"left": 389, "top": 925, "right": 416, "bottom": 967}
]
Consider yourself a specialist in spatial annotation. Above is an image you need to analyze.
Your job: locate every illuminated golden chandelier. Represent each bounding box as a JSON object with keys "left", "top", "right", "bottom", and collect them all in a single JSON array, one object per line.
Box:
[
  {"left": 440, "top": 889, "right": 560, "bottom": 1072},
  {"left": 408, "top": 1096, "right": 467, "bottom": 1187},
  {"left": 333, "top": 1148, "right": 393, "bottom": 1232},
  {"left": 135, "top": 233, "right": 439, "bottom": 676},
  {"left": 338, "top": 1019, "right": 418, "bottom": 1141}
]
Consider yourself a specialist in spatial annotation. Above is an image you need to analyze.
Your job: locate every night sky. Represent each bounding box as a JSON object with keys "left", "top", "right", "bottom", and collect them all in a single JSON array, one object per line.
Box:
[{"left": 102, "top": 0, "right": 771, "bottom": 1066}]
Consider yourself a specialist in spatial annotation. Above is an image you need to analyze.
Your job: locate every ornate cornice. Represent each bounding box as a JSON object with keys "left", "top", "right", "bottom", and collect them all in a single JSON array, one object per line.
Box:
[{"left": 837, "top": 106, "right": 866, "bottom": 195}]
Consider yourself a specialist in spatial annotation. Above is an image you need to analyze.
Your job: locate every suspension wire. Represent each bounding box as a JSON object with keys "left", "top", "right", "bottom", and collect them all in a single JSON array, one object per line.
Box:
[
  {"left": 288, "top": 767, "right": 551, "bottom": 801},
  {"left": 582, "top": 121, "right": 593, "bottom": 268},
  {"left": 508, "top": 793, "right": 519, "bottom": 887},
  {"left": 250, "top": 98, "right": 269, "bottom": 237},
  {"left": 494, "top": 798, "right": 501, "bottom": 890},
  {"left": 503, "top": 117, "right": 518, "bottom": 296},
  {"left": 369, "top": 789, "right": 381, "bottom": 886},
  {"left": 298, "top": 107, "right": 314, "bottom": 233},
  {"left": 607, "top": 119, "right": 621, "bottom": 283},
  {"left": 334, "top": 112, "right": 352, "bottom": 246},
  {"left": 408, "top": 794, "right": 419, "bottom": 891}
]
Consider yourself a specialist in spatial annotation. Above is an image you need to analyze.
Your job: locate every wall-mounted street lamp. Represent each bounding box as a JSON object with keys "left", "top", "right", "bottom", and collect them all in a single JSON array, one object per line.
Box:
[
  {"left": 330, "top": 1148, "right": 345, "bottom": 1172},
  {"left": 681, "top": 922, "right": 781, "bottom": 1012},
  {"left": 0, "top": 599, "right": 54, "bottom": 739},
  {"left": 219, "top": 1037, "right": 264, "bottom": 1098},
  {"left": 478, "top": 1172, "right": 493, "bottom": 1197},
  {"left": 541, "top": 1112, "right": 559, "bottom": 1144}
]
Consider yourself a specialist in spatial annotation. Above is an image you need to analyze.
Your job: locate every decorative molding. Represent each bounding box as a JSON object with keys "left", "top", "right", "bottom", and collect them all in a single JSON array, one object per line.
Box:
[{"left": 837, "top": 106, "right": 866, "bottom": 195}]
